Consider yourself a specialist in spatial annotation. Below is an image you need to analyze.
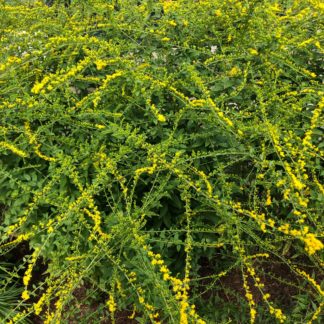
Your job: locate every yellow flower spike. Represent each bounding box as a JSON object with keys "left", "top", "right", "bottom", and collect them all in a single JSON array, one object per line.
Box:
[
  {"left": 107, "top": 294, "right": 117, "bottom": 313},
  {"left": 294, "top": 268, "right": 324, "bottom": 296},
  {"left": 0, "top": 233, "right": 32, "bottom": 249},
  {"left": 0, "top": 141, "right": 28, "bottom": 158},
  {"left": 31, "top": 76, "right": 50, "bottom": 94},
  {"left": 307, "top": 301, "right": 323, "bottom": 323},
  {"left": 24, "top": 122, "right": 56, "bottom": 162},
  {"left": 243, "top": 273, "right": 256, "bottom": 324}
]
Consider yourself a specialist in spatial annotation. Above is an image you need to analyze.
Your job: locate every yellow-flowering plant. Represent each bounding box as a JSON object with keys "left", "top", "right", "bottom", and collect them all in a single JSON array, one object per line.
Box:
[{"left": 0, "top": 0, "right": 323, "bottom": 323}]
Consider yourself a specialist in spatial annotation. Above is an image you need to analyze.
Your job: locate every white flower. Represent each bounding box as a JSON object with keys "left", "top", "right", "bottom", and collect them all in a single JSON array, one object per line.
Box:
[{"left": 211, "top": 45, "right": 217, "bottom": 54}]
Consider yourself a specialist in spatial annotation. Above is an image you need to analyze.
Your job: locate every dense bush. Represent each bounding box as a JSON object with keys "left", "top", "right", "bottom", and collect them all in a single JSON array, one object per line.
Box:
[{"left": 0, "top": 0, "right": 323, "bottom": 323}]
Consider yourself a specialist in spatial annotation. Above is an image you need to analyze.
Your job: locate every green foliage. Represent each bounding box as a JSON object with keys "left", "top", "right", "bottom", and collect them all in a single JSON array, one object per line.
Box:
[
  {"left": 0, "top": 0, "right": 323, "bottom": 323},
  {"left": 0, "top": 262, "right": 29, "bottom": 323}
]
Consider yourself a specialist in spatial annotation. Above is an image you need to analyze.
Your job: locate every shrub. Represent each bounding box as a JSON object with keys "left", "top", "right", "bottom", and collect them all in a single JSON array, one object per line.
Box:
[{"left": 0, "top": 1, "right": 323, "bottom": 323}]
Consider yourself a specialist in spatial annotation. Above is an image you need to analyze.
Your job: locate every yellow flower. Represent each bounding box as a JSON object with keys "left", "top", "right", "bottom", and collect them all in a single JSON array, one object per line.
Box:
[
  {"left": 157, "top": 114, "right": 166, "bottom": 122},
  {"left": 31, "top": 76, "right": 50, "bottom": 94},
  {"left": 21, "top": 290, "right": 30, "bottom": 301},
  {"left": 276, "top": 179, "right": 285, "bottom": 187},
  {"left": 249, "top": 48, "right": 258, "bottom": 55},
  {"left": 0, "top": 141, "right": 28, "bottom": 158},
  {"left": 95, "top": 59, "right": 107, "bottom": 70},
  {"left": 269, "top": 306, "right": 286, "bottom": 323},
  {"left": 107, "top": 294, "right": 117, "bottom": 313},
  {"left": 168, "top": 20, "right": 177, "bottom": 27},
  {"left": 229, "top": 66, "right": 240, "bottom": 76},
  {"left": 23, "top": 272, "right": 32, "bottom": 286},
  {"left": 303, "top": 233, "right": 323, "bottom": 255}
]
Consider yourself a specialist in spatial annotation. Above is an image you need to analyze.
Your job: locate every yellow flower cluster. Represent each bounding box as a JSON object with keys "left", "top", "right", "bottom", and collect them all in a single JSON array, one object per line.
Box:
[
  {"left": 269, "top": 305, "right": 287, "bottom": 323},
  {"left": 31, "top": 75, "right": 51, "bottom": 94},
  {"left": 207, "top": 98, "right": 234, "bottom": 127},
  {"left": 268, "top": 125, "right": 285, "bottom": 158},
  {"left": 31, "top": 57, "right": 92, "bottom": 95},
  {"left": 246, "top": 253, "right": 270, "bottom": 260},
  {"left": 90, "top": 71, "right": 124, "bottom": 108},
  {"left": 233, "top": 202, "right": 268, "bottom": 233},
  {"left": 303, "top": 96, "right": 323, "bottom": 150},
  {"left": 95, "top": 151, "right": 128, "bottom": 198},
  {"left": 78, "top": 186, "right": 110, "bottom": 240},
  {"left": 84, "top": 207, "right": 110, "bottom": 241},
  {"left": 294, "top": 267, "right": 324, "bottom": 296},
  {"left": 107, "top": 294, "right": 117, "bottom": 313},
  {"left": 32, "top": 277, "right": 59, "bottom": 317},
  {"left": 24, "top": 122, "right": 56, "bottom": 162},
  {"left": 249, "top": 48, "right": 258, "bottom": 55},
  {"left": 168, "top": 20, "right": 177, "bottom": 27},
  {"left": 242, "top": 271, "right": 256, "bottom": 323},
  {"left": 215, "top": 9, "right": 222, "bottom": 17},
  {"left": 43, "top": 269, "right": 79, "bottom": 323},
  {"left": 146, "top": 99, "right": 167, "bottom": 123},
  {"left": 21, "top": 290, "right": 30, "bottom": 301},
  {"left": 303, "top": 233, "right": 323, "bottom": 255},
  {"left": 144, "top": 245, "right": 206, "bottom": 324},
  {"left": 95, "top": 59, "right": 108, "bottom": 70},
  {"left": 228, "top": 66, "right": 241, "bottom": 76},
  {"left": 23, "top": 248, "right": 39, "bottom": 287},
  {"left": 0, "top": 55, "right": 22, "bottom": 72},
  {"left": 33, "top": 293, "right": 47, "bottom": 316},
  {"left": 277, "top": 224, "right": 323, "bottom": 255},
  {"left": 135, "top": 284, "right": 160, "bottom": 324},
  {"left": 0, "top": 141, "right": 28, "bottom": 158},
  {"left": 135, "top": 154, "right": 159, "bottom": 179},
  {"left": 7, "top": 310, "right": 27, "bottom": 324},
  {"left": 241, "top": 250, "right": 286, "bottom": 324},
  {"left": 0, "top": 232, "right": 31, "bottom": 249},
  {"left": 21, "top": 247, "right": 40, "bottom": 301},
  {"left": 233, "top": 199, "right": 322, "bottom": 255},
  {"left": 307, "top": 301, "right": 324, "bottom": 324},
  {"left": 284, "top": 162, "right": 305, "bottom": 191},
  {"left": 160, "top": 0, "right": 180, "bottom": 13}
]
